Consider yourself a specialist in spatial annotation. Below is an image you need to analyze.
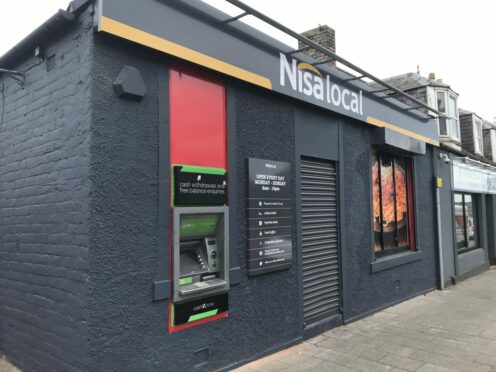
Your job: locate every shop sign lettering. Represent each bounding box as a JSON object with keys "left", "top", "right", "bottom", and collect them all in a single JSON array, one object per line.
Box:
[
  {"left": 453, "top": 161, "right": 496, "bottom": 194},
  {"left": 280, "top": 53, "right": 363, "bottom": 116}
]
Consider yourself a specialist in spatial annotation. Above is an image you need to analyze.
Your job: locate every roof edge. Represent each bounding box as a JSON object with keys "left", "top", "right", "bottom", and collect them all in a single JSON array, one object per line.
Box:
[{"left": 0, "top": 0, "right": 93, "bottom": 69}]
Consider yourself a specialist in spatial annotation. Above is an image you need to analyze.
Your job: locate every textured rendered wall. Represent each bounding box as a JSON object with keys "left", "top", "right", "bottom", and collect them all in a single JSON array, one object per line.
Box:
[
  {"left": 88, "top": 33, "right": 299, "bottom": 371},
  {"left": 87, "top": 36, "right": 164, "bottom": 372},
  {"left": 341, "top": 118, "right": 437, "bottom": 320},
  {"left": 0, "top": 9, "right": 93, "bottom": 372}
]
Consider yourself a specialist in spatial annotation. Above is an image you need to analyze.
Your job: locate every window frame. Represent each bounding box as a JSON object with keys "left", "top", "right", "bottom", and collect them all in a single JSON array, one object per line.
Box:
[
  {"left": 436, "top": 91, "right": 448, "bottom": 136},
  {"left": 435, "top": 89, "right": 460, "bottom": 142},
  {"left": 371, "top": 149, "right": 417, "bottom": 258},
  {"left": 473, "top": 116, "right": 484, "bottom": 156},
  {"left": 448, "top": 95, "right": 459, "bottom": 140},
  {"left": 453, "top": 192, "right": 479, "bottom": 254}
]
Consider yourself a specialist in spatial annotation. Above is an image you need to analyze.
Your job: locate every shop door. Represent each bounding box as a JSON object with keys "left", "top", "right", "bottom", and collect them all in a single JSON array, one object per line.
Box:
[{"left": 300, "top": 157, "right": 341, "bottom": 328}]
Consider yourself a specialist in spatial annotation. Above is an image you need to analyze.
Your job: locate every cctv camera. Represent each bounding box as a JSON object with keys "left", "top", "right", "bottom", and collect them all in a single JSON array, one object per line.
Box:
[{"left": 439, "top": 153, "right": 450, "bottom": 164}]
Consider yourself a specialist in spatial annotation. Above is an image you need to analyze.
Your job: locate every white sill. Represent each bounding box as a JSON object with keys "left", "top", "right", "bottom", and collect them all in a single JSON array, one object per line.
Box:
[{"left": 439, "top": 136, "right": 460, "bottom": 142}]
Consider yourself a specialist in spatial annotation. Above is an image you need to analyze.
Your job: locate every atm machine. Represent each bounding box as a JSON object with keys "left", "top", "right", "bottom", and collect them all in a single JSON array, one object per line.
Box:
[{"left": 172, "top": 206, "right": 229, "bottom": 327}]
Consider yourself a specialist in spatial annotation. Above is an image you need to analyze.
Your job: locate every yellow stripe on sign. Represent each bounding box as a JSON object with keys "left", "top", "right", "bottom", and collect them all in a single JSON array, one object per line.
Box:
[
  {"left": 297, "top": 63, "right": 322, "bottom": 77},
  {"left": 100, "top": 16, "right": 273, "bottom": 90},
  {"left": 366, "top": 116, "right": 440, "bottom": 147}
]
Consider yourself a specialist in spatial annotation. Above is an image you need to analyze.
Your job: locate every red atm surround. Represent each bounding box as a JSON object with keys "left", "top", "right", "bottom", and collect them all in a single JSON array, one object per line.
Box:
[
  {"left": 168, "top": 65, "right": 228, "bottom": 333},
  {"left": 169, "top": 65, "right": 227, "bottom": 169}
]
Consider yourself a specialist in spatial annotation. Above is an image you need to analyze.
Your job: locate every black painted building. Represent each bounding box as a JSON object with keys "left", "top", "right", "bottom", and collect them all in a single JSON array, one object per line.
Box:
[{"left": 0, "top": 1, "right": 441, "bottom": 371}]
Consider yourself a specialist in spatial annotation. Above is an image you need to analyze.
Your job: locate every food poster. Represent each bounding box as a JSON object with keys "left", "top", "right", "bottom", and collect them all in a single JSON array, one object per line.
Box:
[{"left": 372, "top": 151, "right": 410, "bottom": 252}]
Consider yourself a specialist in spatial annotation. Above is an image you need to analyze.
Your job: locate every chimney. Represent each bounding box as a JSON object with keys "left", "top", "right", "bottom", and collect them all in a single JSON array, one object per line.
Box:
[
  {"left": 299, "top": 25, "right": 336, "bottom": 66},
  {"left": 428, "top": 72, "right": 436, "bottom": 80}
]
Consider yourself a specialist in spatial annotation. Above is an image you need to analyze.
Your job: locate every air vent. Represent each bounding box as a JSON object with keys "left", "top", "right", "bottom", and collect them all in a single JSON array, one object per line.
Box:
[{"left": 46, "top": 54, "right": 57, "bottom": 72}]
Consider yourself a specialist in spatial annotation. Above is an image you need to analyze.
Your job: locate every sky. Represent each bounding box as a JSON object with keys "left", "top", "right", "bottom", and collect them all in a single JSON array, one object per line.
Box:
[{"left": 0, "top": 0, "right": 494, "bottom": 121}]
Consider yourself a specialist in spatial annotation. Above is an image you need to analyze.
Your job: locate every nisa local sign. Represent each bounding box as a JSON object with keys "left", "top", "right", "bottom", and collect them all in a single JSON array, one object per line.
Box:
[{"left": 280, "top": 53, "right": 363, "bottom": 116}]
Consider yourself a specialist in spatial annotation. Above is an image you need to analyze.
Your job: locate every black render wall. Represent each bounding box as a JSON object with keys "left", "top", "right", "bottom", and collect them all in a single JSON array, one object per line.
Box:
[
  {"left": 341, "top": 118, "right": 437, "bottom": 321},
  {"left": 88, "top": 36, "right": 164, "bottom": 372},
  {"left": 229, "top": 84, "right": 299, "bottom": 366},
  {"left": 88, "top": 34, "right": 299, "bottom": 371},
  {"left": 0, "top": 9, "right": 93, "bottom": 372}
]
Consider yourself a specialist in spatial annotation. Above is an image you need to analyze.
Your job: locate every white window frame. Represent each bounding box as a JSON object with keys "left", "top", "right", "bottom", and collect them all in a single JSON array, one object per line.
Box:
[
  {"left": 434, "top": 88, "right": 460, "bottom": 141},
  {"left": 448, "top": 95, "right": 460, "bottom": 141},
  {"left": 473, "top": 116, "right": 483, "bottom": 156}
]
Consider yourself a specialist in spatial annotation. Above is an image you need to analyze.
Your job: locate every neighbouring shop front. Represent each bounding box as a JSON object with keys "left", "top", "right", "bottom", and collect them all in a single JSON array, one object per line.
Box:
[
  {"left": 0, "top": 1, "right": 442, "bottom": 371},
  {"left": 435, "top": 153, "right": 496, "bottom": 286},
  {"left": 452, "top": 158, "right": 496, "bottom": 278}
]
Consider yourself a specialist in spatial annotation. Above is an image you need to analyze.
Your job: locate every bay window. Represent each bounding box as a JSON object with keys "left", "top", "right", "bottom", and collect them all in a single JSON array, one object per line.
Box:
[{"left": 372, "top": 150, "right": 416, "bottom": 256}]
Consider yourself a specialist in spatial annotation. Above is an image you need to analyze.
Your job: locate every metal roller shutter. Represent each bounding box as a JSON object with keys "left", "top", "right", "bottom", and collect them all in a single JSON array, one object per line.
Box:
[{"left": 301, "top": 157, "right": 340, "bottom": 327}]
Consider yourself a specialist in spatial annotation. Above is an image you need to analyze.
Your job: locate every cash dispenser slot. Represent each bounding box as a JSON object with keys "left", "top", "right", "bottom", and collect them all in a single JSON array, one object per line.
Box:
[{"left": 178, "top": 238, "right": 225, "bottom": 296}]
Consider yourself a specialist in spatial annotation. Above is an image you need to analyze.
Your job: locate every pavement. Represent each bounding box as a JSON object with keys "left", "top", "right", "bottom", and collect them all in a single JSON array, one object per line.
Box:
[
  {"left": 0, "top": 357, "right": 19, "bottom": 372},
  {"left": 1, "top": 269, "right": 495, "bottom": 372},
  {"left": 234, "top": 268, "right": 496, "bottom": 372}
]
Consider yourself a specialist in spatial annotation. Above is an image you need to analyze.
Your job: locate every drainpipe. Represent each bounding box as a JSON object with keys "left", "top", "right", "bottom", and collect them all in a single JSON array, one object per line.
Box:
[
  {"left": 435, "top": 151, "right": 450, "bottom": 290},
  {"left": 436, "top": 185, "right": 445, "bottom": 290}
]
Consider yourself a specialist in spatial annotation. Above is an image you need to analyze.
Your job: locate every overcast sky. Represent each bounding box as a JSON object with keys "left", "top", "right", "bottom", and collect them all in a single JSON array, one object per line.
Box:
[{"left": 1, "top": 0, "right": 494, "bottom": 121}]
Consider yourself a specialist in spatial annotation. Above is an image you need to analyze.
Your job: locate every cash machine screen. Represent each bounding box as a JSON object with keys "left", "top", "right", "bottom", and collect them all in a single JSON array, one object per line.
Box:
[{"left": 180, "top": 214, "right": 218, "bottom": 238}]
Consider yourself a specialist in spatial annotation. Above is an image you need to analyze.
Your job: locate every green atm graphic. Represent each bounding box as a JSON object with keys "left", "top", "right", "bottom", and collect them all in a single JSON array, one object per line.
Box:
[{"left": 170, "top": 166, "right": 229, "bottom": 329}]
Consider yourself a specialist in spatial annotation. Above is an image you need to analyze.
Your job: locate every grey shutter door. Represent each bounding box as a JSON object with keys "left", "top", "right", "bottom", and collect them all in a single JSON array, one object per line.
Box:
[{"left": 300, "top": 157, "right": 340, "bottom": 327}]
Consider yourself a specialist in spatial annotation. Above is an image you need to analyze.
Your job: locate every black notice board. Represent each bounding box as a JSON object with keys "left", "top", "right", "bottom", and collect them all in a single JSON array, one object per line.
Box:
[
  {"left": 173, "top": 165, "right": 227, "bottom": 206},
  {"left": 247, "top": 158, "right": 292, "bottom": 276}
]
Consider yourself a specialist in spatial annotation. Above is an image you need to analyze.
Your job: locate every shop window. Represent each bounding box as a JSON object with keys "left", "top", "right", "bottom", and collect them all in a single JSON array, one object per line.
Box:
[
  {"left": 372, "top": 150, "right": 415, "bottom": 256},
  {"left": 454, "top": 193, "right": 479, "bottom": 253},
  {"left": 435, "top": 90, "right": 460, "bottom": 141}
]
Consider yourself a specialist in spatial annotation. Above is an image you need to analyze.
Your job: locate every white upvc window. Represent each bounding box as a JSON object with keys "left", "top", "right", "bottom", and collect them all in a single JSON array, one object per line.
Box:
[
  {"left": 491, "top": 129, "right": 496, "bottom": 161},
  {"left": 435, "top": 89, "right": 460, "bottom": 141},
  {"left": 473, "top": 117, "right": 483, "bottom": 155}
]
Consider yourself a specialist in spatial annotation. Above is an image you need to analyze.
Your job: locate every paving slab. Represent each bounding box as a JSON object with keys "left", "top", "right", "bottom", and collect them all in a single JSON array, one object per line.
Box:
[
  {"left": 233, "top": 268, "right": 496, "bottom": 371},
  {"left": 0, "top": 358, "right": 19, "bottom": 372}
]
